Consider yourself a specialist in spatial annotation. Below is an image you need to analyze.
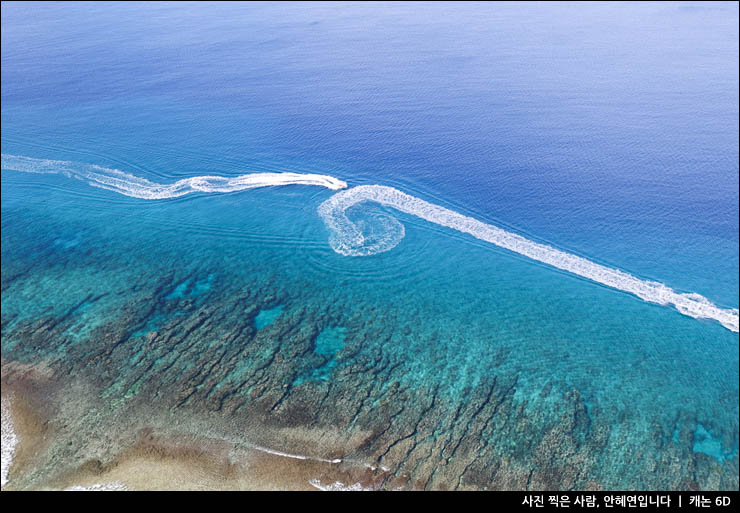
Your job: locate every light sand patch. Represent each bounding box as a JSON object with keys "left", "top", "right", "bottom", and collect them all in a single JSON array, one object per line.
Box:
[
  {"left": 1, "top": 361, "right": 57, "bottom": 490},
  {"left": 52, "top": 436, "right": 385, "bottom": 491}
]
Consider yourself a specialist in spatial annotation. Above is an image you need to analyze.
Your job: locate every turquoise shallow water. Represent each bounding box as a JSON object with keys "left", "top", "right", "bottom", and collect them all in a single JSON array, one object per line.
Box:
[{"left": 1, "top": 2, "right": 738, "bottom": 489}]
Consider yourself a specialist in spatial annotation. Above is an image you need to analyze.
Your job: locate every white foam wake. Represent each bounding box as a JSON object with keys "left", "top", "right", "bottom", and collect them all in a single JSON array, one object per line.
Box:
[
  {"left": 318, "top": 185, "right": 739, "bottom": 333},
  {"left": 3, "top": 154, "right": 737, "bottom": 332},
  {"left": 0, "top": 154, "right": 347, "bottom": 198}
]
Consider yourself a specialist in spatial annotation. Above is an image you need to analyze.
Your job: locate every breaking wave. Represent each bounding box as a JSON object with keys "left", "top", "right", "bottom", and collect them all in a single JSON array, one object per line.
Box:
[
  {"left": 318, "top": 185, "right": 739, "bottom": 333},
  {"left": 3, "top": 154, "right": 737, "bottom": 332}
]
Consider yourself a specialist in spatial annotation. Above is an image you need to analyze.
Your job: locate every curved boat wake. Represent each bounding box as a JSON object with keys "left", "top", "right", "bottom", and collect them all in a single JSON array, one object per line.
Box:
[
  {"left": 3, "top": 154, "right": 738, "bottom": 332},
  {"left": 318, "top": 186, "right": 739, "bottom": 332}
]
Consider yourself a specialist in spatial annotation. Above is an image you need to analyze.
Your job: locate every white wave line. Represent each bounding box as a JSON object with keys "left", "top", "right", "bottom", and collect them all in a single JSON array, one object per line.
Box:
[
  {"left": 250, "top": 444, "right": 343, "bottom": 464},
  {"left": 64, "top": 481, "right": 129, "bottom": 491},
  {"left": 1, "top": 395, "right": 19, "bottom": 488},
  {"left": 318, "top": 185, "right": 739, "bottom": 333},
  {"left": 309, "top": 478, "right": 372, "bottom": 491}
]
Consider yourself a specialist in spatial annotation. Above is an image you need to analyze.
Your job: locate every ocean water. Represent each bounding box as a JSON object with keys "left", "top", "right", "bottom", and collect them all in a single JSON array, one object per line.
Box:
[{"left": 1, "top": 2, "right": 738, "bottom": 490}]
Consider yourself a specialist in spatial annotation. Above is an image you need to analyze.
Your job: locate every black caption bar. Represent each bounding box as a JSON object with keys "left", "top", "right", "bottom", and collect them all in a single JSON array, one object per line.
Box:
[{"left": 513, "top": 492, "right": 737, "bottom": 510}]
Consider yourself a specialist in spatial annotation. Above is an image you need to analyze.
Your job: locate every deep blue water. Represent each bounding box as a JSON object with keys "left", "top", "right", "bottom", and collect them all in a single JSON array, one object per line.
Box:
[{"left": 1, "top": 1, "right": 738, "bottom": 488}]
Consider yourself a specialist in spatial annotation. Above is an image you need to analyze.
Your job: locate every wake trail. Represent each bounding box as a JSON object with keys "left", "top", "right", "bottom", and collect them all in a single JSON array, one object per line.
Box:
[
  {"left": 3, "top": 154, "right": 737, "bottom": 332},
  {"left": 0, "top": 154, "right": 347, "bottom": 198},
  {"left": 318, "top": 185, "right": 739, "bottom": 333}
]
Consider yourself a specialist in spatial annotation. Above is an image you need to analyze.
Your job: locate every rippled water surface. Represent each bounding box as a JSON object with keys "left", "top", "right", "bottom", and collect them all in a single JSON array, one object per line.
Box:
[{"left": 1, "top": 2, "right": 738, "bottom": 490}]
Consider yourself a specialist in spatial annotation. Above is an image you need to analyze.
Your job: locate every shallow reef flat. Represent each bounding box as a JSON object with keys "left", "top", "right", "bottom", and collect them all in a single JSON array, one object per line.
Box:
[
  {"left": 0, "top": 378, "right": 383, "bottom": 491},
  {"left": 1, "top": 193, "right": 737, "bottom": 491}
]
